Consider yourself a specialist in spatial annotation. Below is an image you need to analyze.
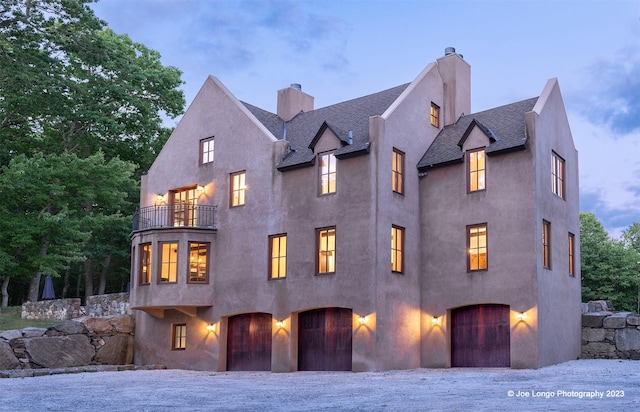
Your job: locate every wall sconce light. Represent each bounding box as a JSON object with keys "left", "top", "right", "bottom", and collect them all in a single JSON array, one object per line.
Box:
[
  {"left": 206, "top": 323, "right": 216, "bottom": 333},
  {"left": 197, "top": 185, "right": 205, "bottom": 194},
  {"left": 431, "top": 316, "right": 440, "bottom": 325},
  {"left": 517, "top": 312, "right": 526, "bottom": 321},
  {"left": 156, "top": 194, "right": 165, "bottom": 202},
  {"left": 357, "top": 315, "right": 366, "bottom": 325},
  {"left": 275, "top": 320, "right": 285, "bottom": 328}
]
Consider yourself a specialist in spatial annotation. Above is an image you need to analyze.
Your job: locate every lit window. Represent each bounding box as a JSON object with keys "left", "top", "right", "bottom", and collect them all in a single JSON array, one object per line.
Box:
[
  {"left": 230, "top": 171, "right": 246, "bottom": 207},
  {"left": 392, "top": 148, "right": 405, "bottom": 195},
  {"left": 159, "top": 242, "right": 178, "bottom": 283},
  {"left": 172, "top": 324, "right": 186, "bottom": 350},
  {"left": 430, "top": 102, "right": 440, "bottom": 127},
  {"left": 568, "top": 232, "right": 575, "bottom": 276},
  {"left": 171, "top": 187, "right": 197, "bottom": 227},
  {"left": 319, "top": 152, "right": 337, "bottom": 195},
  {"left": 188, "top": 242, "right": 209, "bottom": 283},
  {"left": 269, "top": 234, "right": 287, "bottom": 279},
  {"left": 391, "top": 226, "right": 404, "bottom": 273},
  {"left": 552, "top": 152, "right": 565, "bottom": 199},
  {"left": 139, "top": 243, "right": 152, "bottom": 285},
  {"left": 317, "top": 227, "right": 336, "bottom": 274},
  {"left": 468, "top": 149, "right": 486, "bottom": 192},
  {"left": 543, "top": 221, "right": 551, "bottom": 269},
  {"left": 468, "top": 224, "right": 487, "bottom": 271},
  {"left": 200, "top": 137, "right": 214, "bottom": 165}
]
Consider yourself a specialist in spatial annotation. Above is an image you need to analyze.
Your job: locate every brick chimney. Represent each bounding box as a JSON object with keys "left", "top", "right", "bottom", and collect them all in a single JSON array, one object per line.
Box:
[{"left": 277, "top": 83, "right": 314, "bottom": 122}]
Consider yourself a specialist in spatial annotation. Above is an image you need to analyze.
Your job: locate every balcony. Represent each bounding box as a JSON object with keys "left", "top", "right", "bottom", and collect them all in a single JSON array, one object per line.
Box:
[{"left": 132, "top": 204, "right": 216, "bottom": 231}]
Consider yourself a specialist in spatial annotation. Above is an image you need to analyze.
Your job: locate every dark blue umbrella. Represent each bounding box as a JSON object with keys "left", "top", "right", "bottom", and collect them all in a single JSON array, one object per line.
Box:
[{"left": 42, "top": 275, "right": 56, "bottom": 300}]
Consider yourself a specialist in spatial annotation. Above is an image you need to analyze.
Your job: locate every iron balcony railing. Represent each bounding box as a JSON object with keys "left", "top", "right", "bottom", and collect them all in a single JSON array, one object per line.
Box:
[{"left": 132, "top": 204, "right": 217, "bottom": 231}]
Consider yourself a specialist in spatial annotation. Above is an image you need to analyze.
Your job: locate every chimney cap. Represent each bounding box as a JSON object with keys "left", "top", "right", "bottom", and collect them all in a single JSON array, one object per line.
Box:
[
  {"left": 444, "top": 47, "right": 456, "bottom": 56},
  {"left": 290, "top": 83, "right": 302, "bottom": 91}
]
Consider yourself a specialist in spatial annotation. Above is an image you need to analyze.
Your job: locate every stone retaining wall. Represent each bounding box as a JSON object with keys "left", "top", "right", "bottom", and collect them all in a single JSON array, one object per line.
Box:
[
  {"left": 581, "top": 300, "right": 640, "bottom": 360},
  {"left": 21, "top": 293, "right": 130, "bottom": 321},
  {"left": 0, "top": 315, "right": 134, "bottom": 371}
]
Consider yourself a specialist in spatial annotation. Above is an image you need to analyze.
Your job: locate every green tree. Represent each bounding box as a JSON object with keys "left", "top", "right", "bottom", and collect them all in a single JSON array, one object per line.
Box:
[
  {"left": 622, "top": 222, "right": 640, "bottom": 313},
  {"left": 0, "top": 0, "right": 185, "bottom": 304},
  {"left": 580, "top": 212, "right": 640, "bottom": 312}
]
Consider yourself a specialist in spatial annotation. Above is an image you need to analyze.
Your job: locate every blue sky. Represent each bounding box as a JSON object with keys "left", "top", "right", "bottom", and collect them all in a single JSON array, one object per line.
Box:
[{"left": 90, "top": 0, "right": 640, "bottom": 238}]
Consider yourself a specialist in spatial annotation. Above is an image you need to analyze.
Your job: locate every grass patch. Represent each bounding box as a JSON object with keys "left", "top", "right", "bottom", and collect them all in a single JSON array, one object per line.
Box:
[{"left": 0, "top": 306, "right": 58, "bottom": 331}]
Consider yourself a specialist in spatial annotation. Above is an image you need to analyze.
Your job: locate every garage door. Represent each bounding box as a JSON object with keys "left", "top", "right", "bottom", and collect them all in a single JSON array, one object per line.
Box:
[
  {"left": 298, "top": 308, "right": 352, "bottom": 371},
  {"left": 451, "top": 304, "right": 510, "bottom": 367},
  {"left": 227, "top": 313, "right": 272, "bottom": 371}
]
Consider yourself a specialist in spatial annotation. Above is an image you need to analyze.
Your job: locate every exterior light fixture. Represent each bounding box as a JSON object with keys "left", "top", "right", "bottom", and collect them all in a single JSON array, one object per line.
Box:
[
  {"left": 431, "top": 316, "right": 439, "bottom": 325},
  {"left": 206, "top": 324, "right": 216, "bottom": 332},
  {"left": 197, "top": 185, "right": 205, "bottom": 194},
  {"left": 517, "top": 312, "right": 526, "bottom": 321},
  {"left": 357, "top": 315, "right": 366, "bottom": 325},
  {"left": 156, "top": 194, "right": 165, "bottom": 202},
  {"left": 275, "top": 320, "right": 285, "bottom": 328}
]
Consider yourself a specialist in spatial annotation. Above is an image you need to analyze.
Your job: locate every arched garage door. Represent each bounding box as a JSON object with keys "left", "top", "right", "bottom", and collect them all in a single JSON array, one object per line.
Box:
[
  {"left": 451, "top": 304, "right": 510, "bottom": 367},
  {"left": 298, "top": 308, "right": 352, "bottom": 371},
  {"left": 227, "top": 313, "right": 272, "bottom": 371}
]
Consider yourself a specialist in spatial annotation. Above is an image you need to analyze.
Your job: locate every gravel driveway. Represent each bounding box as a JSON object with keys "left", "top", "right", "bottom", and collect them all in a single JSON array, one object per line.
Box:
[{"left": 1, "top": 359, "right": 638, "bottom": 411}]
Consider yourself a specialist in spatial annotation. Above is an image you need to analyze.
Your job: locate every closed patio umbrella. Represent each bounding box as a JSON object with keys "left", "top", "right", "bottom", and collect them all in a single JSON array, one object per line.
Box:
[{"left": 42, "top": 275, "right": 56, "bottom": 300}]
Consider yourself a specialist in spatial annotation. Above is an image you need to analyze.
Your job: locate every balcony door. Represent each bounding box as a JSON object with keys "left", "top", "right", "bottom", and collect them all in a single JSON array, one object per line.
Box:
[{"left": 171, "top": 187, "right": 197, "bottom": 227}]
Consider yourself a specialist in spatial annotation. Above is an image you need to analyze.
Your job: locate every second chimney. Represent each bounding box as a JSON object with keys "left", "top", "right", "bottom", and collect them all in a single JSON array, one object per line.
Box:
[{"left": 277, "top": 83, "right": 314, "bottom": 122}]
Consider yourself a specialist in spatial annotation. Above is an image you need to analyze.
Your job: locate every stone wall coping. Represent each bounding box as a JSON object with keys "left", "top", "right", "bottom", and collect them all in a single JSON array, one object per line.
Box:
[{"left": 0, "top": 364, "right": 166, "bottom": 379}]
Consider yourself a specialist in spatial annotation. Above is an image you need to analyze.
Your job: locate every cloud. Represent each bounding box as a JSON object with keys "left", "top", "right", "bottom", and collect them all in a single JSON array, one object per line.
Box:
[{"left": 575, "top": 45, "right": 640, "bottom": 134}]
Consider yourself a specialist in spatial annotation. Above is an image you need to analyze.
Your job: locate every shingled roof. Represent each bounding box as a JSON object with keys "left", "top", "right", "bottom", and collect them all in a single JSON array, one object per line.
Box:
[
  {"left": 243, "top": 83, "right": 410, "bottom": 171},
  {"left": 417, "top": 97, "right": 539, "bottom": 171}
]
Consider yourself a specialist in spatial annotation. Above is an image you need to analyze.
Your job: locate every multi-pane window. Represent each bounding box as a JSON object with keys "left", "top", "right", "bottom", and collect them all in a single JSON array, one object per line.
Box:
[
  {"left": 200, "top": 137, "right": 214, "bottom": 165},
  {"left": 317, "top": 227, "right": 336, "bottom": 274},
  {"left": 230, "top": 171, "right": 246, "bottom": 207},
  {"left": 392, "top": 148, "right": 405, "bottom": 194},
  {"left": 159, "top": 242, "right": 178, "bottom": 282},
  {"left": 430, "top": 102, "right": 440, "bottom": 127},
  {"left": 188, "top": 242, "right": 209, "bottom": 283},
  {"left": 543, "top": 221, "right": 551, "bottom": 269},
  {"left": 468, "top": 149, "right": 486, "bottom": 192},
  {"left": 468, "top": 224, "right": 487, "bottom": 271},
  {"left": 568, "top": 232, "right": 575, "bottom": 276},
  {"left": 552, "top": 152, "right": 565, "bottom": 199},
  {"left": 139, "top": 243, "right": 152, "bottom": 285},
  {"left": 269, "top": 234, "right": 287, "bottom": 279},
  {"left": 172, "top": 324, "right": 187, "bottom": 350},
  {"left": 391, "top": 225, "right": 404, "bottom": 273},
  {"left": 319, "top": 152, "right": 337, "bottom": 195},
  {"left": 172, "top": 187, "right": 197, "bottom": 227}
]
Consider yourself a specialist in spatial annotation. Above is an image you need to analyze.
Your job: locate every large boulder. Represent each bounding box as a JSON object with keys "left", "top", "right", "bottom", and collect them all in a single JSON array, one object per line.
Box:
[
  {"left": 0, "top": 340, "right": 20, "bottom": 370},
  {"left": 616, "top": 328, "right": 640, "bottom": 351},
  {"left": 94, "top": 335, "right": 133, "bottom": 365},
  {"left": 109, "top": 315, "right": 135, "bottom": 334},
  {"left": 0, "top": 329, "right": 22, "bottom": 341},
  {"left": 52, "top": 320, "right": 87, "bottom": 335},
  {"left": 24, "top": 335, "right": 94, "bottom": 368}
]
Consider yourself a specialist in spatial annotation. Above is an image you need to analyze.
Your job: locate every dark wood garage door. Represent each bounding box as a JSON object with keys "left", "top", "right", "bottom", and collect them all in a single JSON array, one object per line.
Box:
[
  {"left": 451, "top": 304, "right": 510, "bottom": 367},
  {"left": 227, "top": 313, "right": 272, "bottom": 371},
  {"left": 298, "top": 308, "right": 352, "bottom": 371}
]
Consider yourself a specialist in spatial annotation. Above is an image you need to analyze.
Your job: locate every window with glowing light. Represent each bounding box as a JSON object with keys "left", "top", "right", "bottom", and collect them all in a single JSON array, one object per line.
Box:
[
  {"left": 468, "top": 149, "right": 486, "bottom": 192},
  {"left": 391, "top": 225, "right": 404, "bottom": 273},
  {"left": 139, "top": 243, "right": 152, "bottom": 285},
  {"left": 171, "top": 324, "right": 186, "bottom": 350},
  {"left": 230, "top": 171, "right": 246, "bottom": 207},
  {"left": 188, "top": 242, "right": 209, "bottom": 283},
  {"left": 171, "top": 187, "right": 198, "bottom": 227},
  {"left": 552, "top": 151, "right": 565, "bottom": 199},
  {"left": 467, "top": 224, "right": 487, "bottom": 271},
  {"left": 392, "top": 148, "right": 405, "bottom": 195},
  {"left": 319, "top": 152, "right": 337, "bottom": 195},
  {"left": 430, "top": 102, "right": 440, "bottom": 127},
  {"left": 317, "top": 227, "right": 336, "bottom": 274},
  {"left": 269, "top": 234, "right": 287, "bottom": 279},
  {"left": 543, "top": 220, "right": 551, "bottom": 269},
  {"left": 159, "top": 242, "right": 178, "bottom": 283},
  {"left": 568, "top": 232, "right": 575, "bottom": 276},
  {"left": 200, "top": 137, "right": 214, "bottom": 165}
]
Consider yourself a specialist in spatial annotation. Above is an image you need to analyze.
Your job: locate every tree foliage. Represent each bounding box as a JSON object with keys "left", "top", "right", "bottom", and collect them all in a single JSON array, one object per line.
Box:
[
  {"left": 0, "top": 0, "right": 185, "bottom": 304},
  {"left": 580, "top": 212, "right": 640, "bottom": 312}
]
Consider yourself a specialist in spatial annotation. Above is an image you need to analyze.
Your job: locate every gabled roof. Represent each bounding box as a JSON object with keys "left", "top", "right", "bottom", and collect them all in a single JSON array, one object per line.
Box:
[
  {"left": 417, "top": 97, "right": 539, "bottom": 171},
  {"left": 243, "top": 84, "right": 410, "bottom": 171}
]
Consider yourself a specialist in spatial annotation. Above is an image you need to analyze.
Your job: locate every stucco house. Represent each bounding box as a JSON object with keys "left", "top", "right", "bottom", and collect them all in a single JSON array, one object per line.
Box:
[{"left": 129, "top": 48, "right": 580, "bottom": 371}]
